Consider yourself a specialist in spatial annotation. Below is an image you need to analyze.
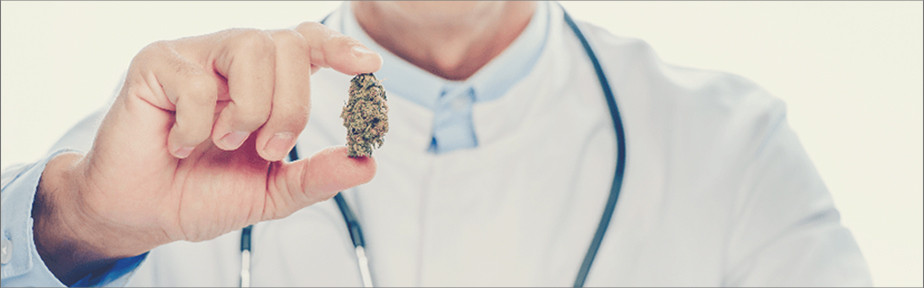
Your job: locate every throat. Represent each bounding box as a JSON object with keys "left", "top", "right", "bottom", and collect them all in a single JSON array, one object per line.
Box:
[{"left": 353, "top": 2, "right": 536, "bottom": 81}]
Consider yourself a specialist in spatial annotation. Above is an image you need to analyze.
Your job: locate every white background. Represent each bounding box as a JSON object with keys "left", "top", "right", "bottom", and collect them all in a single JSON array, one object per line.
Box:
[{"left": 1, "top": 1, "right": 921, "bottom": 286}]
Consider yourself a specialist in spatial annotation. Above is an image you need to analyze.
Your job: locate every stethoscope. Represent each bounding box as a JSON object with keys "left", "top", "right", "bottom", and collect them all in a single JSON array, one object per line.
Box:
[{"left": 240, "top": 6, "right": 627, "bottom": 288}]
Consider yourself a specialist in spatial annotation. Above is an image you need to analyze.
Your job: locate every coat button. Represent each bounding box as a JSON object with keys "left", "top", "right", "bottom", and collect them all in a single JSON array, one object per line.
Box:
[{"left": 1, "top": 237, "right": 11, "bottom": 264}]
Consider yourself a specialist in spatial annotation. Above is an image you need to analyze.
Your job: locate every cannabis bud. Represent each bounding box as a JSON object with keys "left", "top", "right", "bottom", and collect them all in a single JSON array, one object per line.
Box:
[{"left": 341, "top": 73, "right": 389, "bottom": 158}]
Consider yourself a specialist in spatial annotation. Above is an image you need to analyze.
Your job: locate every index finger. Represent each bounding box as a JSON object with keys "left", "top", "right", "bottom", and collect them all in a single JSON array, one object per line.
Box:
[{"left": 295, "top": 22, "right": 383, "bottom": 75}]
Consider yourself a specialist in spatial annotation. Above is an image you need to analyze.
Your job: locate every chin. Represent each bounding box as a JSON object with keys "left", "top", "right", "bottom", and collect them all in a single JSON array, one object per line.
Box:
[{"left": 386, "top": 1, "right": 496, "bottom": 20}]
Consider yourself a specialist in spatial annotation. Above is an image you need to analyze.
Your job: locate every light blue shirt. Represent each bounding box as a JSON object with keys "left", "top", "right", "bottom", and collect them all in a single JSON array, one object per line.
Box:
[
  {"left": 0, "top": 150, "right": 146, "bottom": 287},
  {"left": 340, "top": 2, "right": 550, "bottom": 154}
]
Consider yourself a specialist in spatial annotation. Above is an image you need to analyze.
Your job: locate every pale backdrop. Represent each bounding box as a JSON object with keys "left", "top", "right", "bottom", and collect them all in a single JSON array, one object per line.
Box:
[{"left": 1, "top": 1, "right": 921, "bottom": 286}]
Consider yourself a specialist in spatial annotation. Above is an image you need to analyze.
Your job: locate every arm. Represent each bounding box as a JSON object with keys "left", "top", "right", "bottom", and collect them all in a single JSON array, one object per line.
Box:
[
  {"left": 2, "top": 149, "right": 145, "bottom": 287},
  {"left": 2, "top": 152, "right": 78, "bottom": 287}
]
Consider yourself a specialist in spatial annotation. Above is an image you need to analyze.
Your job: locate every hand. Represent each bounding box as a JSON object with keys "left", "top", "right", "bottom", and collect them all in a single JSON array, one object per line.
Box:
[{"left": 33, "top": 23, "right": 382, "bottom": 283}]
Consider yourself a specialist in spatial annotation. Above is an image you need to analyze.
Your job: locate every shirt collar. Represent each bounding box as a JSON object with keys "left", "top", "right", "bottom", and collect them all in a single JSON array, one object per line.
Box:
[{"left": 338, "top": 2, "right": 550, "bottom": 110}]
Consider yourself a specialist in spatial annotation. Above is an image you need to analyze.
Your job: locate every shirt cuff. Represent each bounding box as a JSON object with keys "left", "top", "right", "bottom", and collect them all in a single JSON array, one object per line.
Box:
[{"left": 1, "top": 149, "right": 147, "bottom": 287}]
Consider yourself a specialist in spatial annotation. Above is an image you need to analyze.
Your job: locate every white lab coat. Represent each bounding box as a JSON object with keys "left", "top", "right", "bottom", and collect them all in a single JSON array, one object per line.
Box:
[{"left": 36, "top": 4, "right": 870, "bottom": 287}]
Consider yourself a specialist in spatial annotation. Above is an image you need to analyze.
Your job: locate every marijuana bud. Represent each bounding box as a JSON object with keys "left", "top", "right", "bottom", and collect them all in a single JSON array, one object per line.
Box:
[{"left": 341, "top": 73, "right": 389, "bottom": 158}]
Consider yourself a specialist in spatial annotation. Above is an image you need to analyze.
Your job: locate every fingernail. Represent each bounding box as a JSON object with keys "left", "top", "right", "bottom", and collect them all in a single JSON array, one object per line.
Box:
[
  {"left": 264, "top": 132, "right": 295, "bottom": 160},
  {"left": 174, "top": 146, "right": 194, "bottom": 158},
  {"left": 352, "top": 46, "right": 375, "bottom": 58},
  {"left": 220, "top": 131, "right": 249, "bottom": 149}
]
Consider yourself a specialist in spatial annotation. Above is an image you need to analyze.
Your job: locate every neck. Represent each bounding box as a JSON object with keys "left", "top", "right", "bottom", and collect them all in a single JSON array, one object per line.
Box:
[{"left": 352, "top": 2, "right": 536, "bottom": 81}]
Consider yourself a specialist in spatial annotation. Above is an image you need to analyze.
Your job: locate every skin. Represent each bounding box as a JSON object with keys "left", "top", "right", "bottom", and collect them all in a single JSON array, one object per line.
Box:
[
  {"left": 353, "top": 1, "right": 535, "bottom": 80},
  {"left": 33, "top": 1, "right": 536, "bottom": 284}
]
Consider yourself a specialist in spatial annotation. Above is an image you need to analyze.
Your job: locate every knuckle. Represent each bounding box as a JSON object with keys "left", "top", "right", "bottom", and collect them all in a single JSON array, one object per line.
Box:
[
  {"left": 272, "top": 30, "right": 309, "bottom": 51},
  {"left": 233, "top": 29, "right": 275, "bottom": 54},
  {"left": 139, "top": 40, "right": 171, "bottom": 56},
  {"left": 295, "top": 21, "right": 325, "bottom": 35},
  {"left": 131, "top": 40, "right": 170, "bottom": 67}
]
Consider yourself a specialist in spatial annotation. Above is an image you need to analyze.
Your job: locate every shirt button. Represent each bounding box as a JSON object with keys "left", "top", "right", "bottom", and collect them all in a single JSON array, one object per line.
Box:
[{"left": 1, "top": 237, "right": 11, "bottom": 264}]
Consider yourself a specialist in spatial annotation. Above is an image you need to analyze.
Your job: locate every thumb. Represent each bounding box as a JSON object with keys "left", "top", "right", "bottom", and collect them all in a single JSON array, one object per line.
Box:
[{"left": 266, "top": 146, "right": 376, "bottom": 219}]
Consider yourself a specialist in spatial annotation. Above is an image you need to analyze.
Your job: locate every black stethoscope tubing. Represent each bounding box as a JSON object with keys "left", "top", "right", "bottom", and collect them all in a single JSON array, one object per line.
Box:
[{"left": 240, "top": 6, "right": 627, "bottom": 288}]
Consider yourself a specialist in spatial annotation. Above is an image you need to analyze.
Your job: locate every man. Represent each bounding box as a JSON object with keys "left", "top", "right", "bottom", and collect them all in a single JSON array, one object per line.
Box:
[{"left": 1, "top": 1, "right": 870, "bottom": 286}]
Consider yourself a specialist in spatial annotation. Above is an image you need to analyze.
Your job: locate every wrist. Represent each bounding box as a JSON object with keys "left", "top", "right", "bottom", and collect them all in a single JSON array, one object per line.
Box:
[{"left": 33, "top": 152, "right": 146, "bottom": 283}]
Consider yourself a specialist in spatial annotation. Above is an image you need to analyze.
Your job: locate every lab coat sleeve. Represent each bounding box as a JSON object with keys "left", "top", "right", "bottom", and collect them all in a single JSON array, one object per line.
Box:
[
  {"left": 722, "top": 103, "right": 872, "bottom": 286},
  {"left": 0, "top": 108, "right": 148, "bottom": 287}
]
